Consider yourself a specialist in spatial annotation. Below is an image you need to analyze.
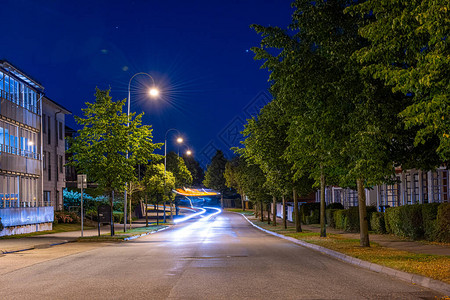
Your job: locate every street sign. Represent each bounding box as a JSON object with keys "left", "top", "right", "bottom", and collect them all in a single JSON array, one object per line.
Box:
[{"left": 77, "top": 174, "right": 87, "bottom": 189}]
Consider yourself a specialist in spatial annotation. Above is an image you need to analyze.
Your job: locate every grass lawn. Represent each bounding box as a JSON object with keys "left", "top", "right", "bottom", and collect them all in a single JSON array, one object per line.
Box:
[
  {"left": 251, "top": 219, "right": 450, "bottom": 284},
  {"left": 0, "top": 223, "right": 95, "bottom": 239},
  {"left": 225, "top": 208, "right": 255, "bottom": 216},
  {"left": 78, "top": 225, "right": 168, "bottom": 242}
]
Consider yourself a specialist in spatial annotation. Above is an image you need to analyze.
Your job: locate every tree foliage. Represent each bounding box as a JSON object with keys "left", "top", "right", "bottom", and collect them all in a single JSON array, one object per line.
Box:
[
  {"left": 68, "top": 88, "right": 161, "bottom": 194},
  {"left": 166, "top": 151, "right": 193, "bottom": 188},
  {"left": 143, "top": 163, "right": 176, "bottom": 203},
  {"left": 203, "top": 150, "right": 228, "bottom": 192},
  {"left": 182, "top": 154, "right": 205, "bottom": 186}
]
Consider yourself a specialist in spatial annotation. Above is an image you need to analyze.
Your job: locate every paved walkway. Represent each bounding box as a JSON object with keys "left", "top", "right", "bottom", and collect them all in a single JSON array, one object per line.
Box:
[
  {"left": 252, "top": 214, "right": 450, "bottom": 256},
  {"left": 0, "top": 220, "right": 156, "bottom": 254}
]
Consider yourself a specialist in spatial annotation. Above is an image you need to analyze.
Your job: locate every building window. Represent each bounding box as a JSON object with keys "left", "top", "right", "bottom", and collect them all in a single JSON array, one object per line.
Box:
[
  {"left": 43, "top": 114, "right": 46, "bottom": 134},
  {"left": 59, "top": 155, "right": 63, "bottom": 173},
  {"left": 44, "top": 191, "right": 51, "bottom": 206},
  {"left": 47, "top": 115, "right": 51, "bottom": 145},
  {"left": 43, "top": 151, "right": 47, "bottom": 170},
  {"left": 59, "top": 121, "right": 63, "bottom": 140}
]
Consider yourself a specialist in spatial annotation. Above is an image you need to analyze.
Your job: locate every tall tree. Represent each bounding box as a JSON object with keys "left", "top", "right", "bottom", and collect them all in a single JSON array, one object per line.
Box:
[
  {"left": 182, "top": 154, "right": 205, "bottom": 186},
  {"left": 348, "top": 0, "right": 450, "bottom": 160},
  {"left": 166, "top": 151, "right": 193, "bottom": 188},
  {"left": 225, "top": 156, "right": 247, "bottom": 210},
  {"left": 68, "top": 88, "right": 161, "bottom": 235},
  {"left": 204, "top": 150, "right": 228, "bottom": 192}
]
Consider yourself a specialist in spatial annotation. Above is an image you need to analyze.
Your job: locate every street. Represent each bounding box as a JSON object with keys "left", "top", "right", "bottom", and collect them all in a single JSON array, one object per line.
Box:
[{"left": 0, "top": 211, "right": 443, "bottom": 299}]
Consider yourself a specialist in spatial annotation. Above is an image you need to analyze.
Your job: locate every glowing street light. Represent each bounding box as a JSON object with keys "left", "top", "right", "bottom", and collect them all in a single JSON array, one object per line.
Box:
[
  {"left": 124, "top": 72, "right": 159, "bottom": 233},
  {"left": 186, "top": 150, "right": 192, "bottom": 156}
]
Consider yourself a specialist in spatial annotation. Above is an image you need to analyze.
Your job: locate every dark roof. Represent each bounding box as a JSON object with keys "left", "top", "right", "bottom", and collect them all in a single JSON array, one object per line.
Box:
[
  {"left": 0, "top": 59, "right": 44, "bottom": 91},
  {"left": 43, "top": 96, "right": 72, "bottom": 114}
]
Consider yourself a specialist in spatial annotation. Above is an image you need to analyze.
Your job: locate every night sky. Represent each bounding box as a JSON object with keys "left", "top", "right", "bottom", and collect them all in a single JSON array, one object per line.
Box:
[{"left": 3, "top": 0, "right": 293, "bottom": 167}]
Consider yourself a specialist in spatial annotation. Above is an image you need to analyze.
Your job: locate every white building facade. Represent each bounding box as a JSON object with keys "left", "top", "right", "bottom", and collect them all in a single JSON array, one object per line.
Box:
[{"left": 0, "top": 60, "right": 52, "bottom": 236}]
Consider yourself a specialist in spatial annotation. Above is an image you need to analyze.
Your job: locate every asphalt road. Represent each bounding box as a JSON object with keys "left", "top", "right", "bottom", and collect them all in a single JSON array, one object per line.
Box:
[{"left": 0, "top": 211, "right": 443, "bottom": 299}]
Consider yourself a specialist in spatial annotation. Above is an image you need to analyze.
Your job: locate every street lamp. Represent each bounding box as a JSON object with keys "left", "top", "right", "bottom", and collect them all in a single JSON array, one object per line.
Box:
[
  {"left": 125, "top": 72, "right": 159, "bottom": 232},
  {"left": 164, "top": 128, "right": 184, "bottom": 222}
]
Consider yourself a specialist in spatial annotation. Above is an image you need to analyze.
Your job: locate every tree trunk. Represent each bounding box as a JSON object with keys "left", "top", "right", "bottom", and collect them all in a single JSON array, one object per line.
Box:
[
  {"left": 241, "top": 190, "right": 245, "bottom": 211},
  {"left": 163, "top": 202, "right": 166, "bottom": 223},
  {"left": 272, "top": 196, "right": 277, "bottom": 226},
  {"left": 357, "top": 177, "right": 370, "bottom": 247},
  {"left": 260, "top": 200, "right": 264, "bottom": 222},
  {"left": 145, "top": 194, "right": 149, "bottom": 227},
  {"left": 320, "top": 169, "right": 326, "bottom": 237},
  {"left": 282, "top": 195, "right": 287, "bottom": 229},
  {"left": 293, "top": 188, "right": 302, "bottom": 232},
  {"left": 254, "top": 202, "right": 259, "bottom": 218},
  {"left": 267, "top": 202, "right": 271, "bottom": 224},
  {"left": 110, "top": 190, "right": 115, "bottom": 236}
]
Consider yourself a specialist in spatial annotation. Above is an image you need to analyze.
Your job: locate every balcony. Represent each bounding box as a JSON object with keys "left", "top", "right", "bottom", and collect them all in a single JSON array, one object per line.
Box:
[
  {"left": 0, "top": 147, "right": 41, "bottom": 176},
  {"left": 0, "top": 90, "right": 41, "bottom": 130}
]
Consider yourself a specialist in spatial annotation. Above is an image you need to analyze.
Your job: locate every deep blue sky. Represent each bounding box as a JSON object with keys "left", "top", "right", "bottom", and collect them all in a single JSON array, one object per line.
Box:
[{"left": 3, "top": 0, "right": 293, "bottom": 167}]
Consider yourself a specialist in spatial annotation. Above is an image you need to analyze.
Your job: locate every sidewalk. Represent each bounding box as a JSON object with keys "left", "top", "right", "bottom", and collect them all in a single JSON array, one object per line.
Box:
[
  {"left": 254, "top": 214, "right": 450, "bottom": 256},
  {"left": 0, "top": 220, "right": 155, "bottom": 254}
]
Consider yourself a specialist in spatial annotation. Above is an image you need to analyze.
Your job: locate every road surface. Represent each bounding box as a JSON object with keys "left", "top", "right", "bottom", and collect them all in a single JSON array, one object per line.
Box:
[{"left": 0, "top": 210, "right": 443, "bottom": 299}]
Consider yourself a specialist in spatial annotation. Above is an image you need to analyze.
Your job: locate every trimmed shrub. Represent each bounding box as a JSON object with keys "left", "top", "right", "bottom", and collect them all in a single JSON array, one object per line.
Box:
[
  {"left": 326, "top": 203, "right": 344, "bottom": 210},
  {"left": 421, "top": 203, "right": 440, "bottom": 241},
  {"left": 326, "top": 209, "right": 340, "bottom": 228},
  {"left": 343, "top": 207, "right": 360, "bottom": 232},
  {"left": 334, "top": 209, "right": 346, "bottom": 230},
  {"left": 370, "top": 212, "right": 386, "bottom": 234},
  {"left": 385, "top": 207, "right": 401, "bottom": 235},
  {"left": 436, "top": 203, "right": 450, "bottom": 243},
  {"left": 301, "top": 203, "right": 321, "bottom": 224},
  {"left": 113, "top": 212, "right": 124, "bottom": 224}
]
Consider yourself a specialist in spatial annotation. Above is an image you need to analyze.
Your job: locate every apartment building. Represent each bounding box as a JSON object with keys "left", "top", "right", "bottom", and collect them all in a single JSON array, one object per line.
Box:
[
  {"left": 42, "top": 97, "right": 71, "bottom": 211},
  {"left": 317, "top": 168, "right": 450, "bottom": 210},
  {"left": 0, "top": 60, "right": 50, "bottom": 236}
]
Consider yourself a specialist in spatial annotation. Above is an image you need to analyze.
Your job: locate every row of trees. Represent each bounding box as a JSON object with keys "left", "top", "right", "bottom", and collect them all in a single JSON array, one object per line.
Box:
[
  {"left": 228, "top": 0, "right": 447, "bottom": 247},
  {"left": 67, "top": 89, "right": 203, "bottom": 234}
]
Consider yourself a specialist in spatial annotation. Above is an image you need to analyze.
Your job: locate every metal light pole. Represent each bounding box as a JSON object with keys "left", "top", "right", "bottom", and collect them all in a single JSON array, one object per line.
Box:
[
  {"left": 125, "top": 72, "right": 158, "bottom": 232},
  {"left": 164, "top": 129, "right": 183, "bottom": 222}
]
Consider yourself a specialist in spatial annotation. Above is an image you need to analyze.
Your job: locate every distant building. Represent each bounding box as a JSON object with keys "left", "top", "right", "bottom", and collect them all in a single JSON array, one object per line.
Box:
[
  {"left": 0, "top": 60, "right": 50, "bottom": 236},
  {"left": 42, "top": 97, "right": 71, "bottom": 211}
]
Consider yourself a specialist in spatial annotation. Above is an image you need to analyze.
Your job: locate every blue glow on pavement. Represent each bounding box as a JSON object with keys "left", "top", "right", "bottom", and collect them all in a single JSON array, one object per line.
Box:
[{"left": 174, "top": 207, "right": 206, "bottom": 223}]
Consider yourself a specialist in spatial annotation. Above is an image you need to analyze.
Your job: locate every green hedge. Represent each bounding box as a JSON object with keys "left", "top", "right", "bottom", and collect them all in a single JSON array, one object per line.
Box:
[
  {"left": 385, "top": 203, "right": 449, "bottom": 242},
  {"left": 436, "top": 203, "right": 450, "bottom": 242},
  {"left": 329, "top": 206, "right": 376, "bottom": 232},
  {"left": 326, "top": 209, "right": 340, "bottom": 228},
  {"left": 301, "top": 203, "right": 320, "bottom": 224},
  {"left": 370, "top": 212, "right": 386, "bottom": 234}
]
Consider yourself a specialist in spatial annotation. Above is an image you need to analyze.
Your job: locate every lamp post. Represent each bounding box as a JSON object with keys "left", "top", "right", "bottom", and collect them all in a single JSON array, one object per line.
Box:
[
  {"left": 164, "top": 129, "right": 183, "bottom": 222},
  {"left": 125, "top": 72, "right": 159, "bottom": 232}
]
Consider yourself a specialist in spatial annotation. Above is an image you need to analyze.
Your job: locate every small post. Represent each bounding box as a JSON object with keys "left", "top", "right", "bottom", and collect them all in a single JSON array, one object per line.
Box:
[{"left": 77, "top": 174, "right": 87, "bottom": 237}]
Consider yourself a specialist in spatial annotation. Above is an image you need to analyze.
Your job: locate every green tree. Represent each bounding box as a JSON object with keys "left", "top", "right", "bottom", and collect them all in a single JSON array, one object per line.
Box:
[
  {"left": 68, "top": 88, "right": 161, "bottom": 235},
  {"left": 204, "top": 150, "right": 228, "bottom": 192},
  {"left": 182, "top": 154, "right": 205, "bottom": 186},
  {"left": 224, "top": 156, "right": 247, "bottom": 211},
  {"left": 143, "top": 163, "right": 176, "bottom": 224},
  {"left": 347, "top": 0, "right": 450, "bottom": 160},
  {"left": 166, "top": 151, "right": 193, "bottom": 188}
]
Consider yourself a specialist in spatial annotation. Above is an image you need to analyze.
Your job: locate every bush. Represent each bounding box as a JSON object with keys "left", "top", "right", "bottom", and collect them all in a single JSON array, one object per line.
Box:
[
  {"left": 301, "top": 203, "right": 320, "bottom": 224},
  {"left": 327, "top": 203, "right": 344, "bottom": 210},
  {"left": 54, "top": 211, "right": 80, "bottom": 224},
  {"left": 385, "top": 207, "right": 401, "bottom": 235},
  {"left": 113, "top": 212, "right": 124, "bottom": 224},
  {"left": 334, "top": 209, "right": 346, "bottom": 230},
  {"left": 436, "top": 203, "right": 450, "bottom": 243},
  {"left": 421, "top": 203, "right": 440, "bottom": 241},
  {"left": 326, "top": 209, "right": 340, "bottom": 228},
  {"left": 343, "top": 207, "right": 360, "bottom": 232},
  {"left": 370, "top": 212, "right": 386, "bottom": 234}
]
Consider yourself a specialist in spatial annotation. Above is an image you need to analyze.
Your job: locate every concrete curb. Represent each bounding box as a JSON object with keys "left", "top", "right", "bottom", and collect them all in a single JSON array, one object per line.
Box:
[
  {"left": 123, "top": 226, "right": 169, "bottom": 241},
  {"left": 239, "top": 213, "right": 450, "bottom": 296}
]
